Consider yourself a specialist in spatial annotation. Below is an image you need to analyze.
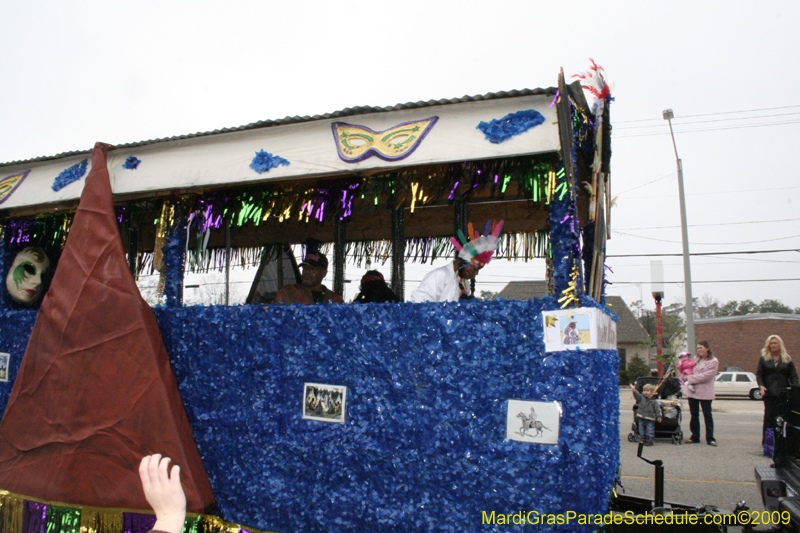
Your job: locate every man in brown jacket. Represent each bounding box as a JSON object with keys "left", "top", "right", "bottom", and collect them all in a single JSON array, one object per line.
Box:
[{"left": 274, "top": 252, "right": 344, "bottom": 305}]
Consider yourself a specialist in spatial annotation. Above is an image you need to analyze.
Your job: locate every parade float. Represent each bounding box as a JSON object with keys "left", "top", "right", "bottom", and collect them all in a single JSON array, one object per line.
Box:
[{"left": 0, "top": 66, "right": 617, "bottom": 533}]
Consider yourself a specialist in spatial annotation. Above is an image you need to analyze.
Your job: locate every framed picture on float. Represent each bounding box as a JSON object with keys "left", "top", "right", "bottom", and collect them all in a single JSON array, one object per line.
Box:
[
  {"left": 0, "top": 353, "right": 9, "bottom": 382},
  {"left": 303, "top": 382, "right": 347, "bottom": 424},
  {"left": 506, "top": 399, "right": 562, "bottom": 445}
]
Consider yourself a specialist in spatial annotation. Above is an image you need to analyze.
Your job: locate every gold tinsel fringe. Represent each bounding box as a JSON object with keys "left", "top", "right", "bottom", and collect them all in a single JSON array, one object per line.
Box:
[
  {"left": 80, "top": 508, "right": 122, "bottom": 533},
  {"left": 0, "top": 489, "right": 279, "bottom": 533},
  {"left": 0, "top": 490, "right": 24, "bottom": 533}
]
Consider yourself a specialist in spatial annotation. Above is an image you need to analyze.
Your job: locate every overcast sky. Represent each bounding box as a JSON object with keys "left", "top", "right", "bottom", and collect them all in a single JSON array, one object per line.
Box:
[{"left": 2, "top": 1, "right": 798, "bottom": 310}]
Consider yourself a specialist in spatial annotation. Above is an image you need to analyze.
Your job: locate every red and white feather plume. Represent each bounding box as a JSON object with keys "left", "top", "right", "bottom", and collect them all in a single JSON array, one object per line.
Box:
[{"left": 573, "top": 58, "right": 612, "bottom": 101}]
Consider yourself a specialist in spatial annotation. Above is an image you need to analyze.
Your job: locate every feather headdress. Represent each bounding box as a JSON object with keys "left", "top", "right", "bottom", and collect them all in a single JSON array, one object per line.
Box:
[{"left": 451, "top": 219, "right": 504, "bottom": 265}]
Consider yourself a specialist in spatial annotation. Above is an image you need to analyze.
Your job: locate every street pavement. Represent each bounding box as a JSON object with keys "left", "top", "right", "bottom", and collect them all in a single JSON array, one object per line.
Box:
[{"left": 618, "top": 387, "right": 768, "bottom": 518}]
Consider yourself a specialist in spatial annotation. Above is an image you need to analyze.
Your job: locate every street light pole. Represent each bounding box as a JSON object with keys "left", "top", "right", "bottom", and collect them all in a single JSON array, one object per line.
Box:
[
  {"left": 651, "top": 261, "right": 664, "bottom": 378},
  {"left": 662, "top": 109, "right": 695, "bottom": 353},
  {"left": 655, "top": 293, "right": 663, "bottom": 378}
]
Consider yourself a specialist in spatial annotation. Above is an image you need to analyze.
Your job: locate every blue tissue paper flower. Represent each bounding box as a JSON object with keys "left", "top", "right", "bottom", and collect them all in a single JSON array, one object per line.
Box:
[
  {"left": 477, "top": 109, "right": 545, "bottom": 143},
  {"left": 122, "top": 156, "right": 141, "bottom": 170},
  {"left": 51, "top": 159, "right": 88, "bottom": 191},
  {"left": 250, "top": 150, "right": 290, "bottom": 174}
]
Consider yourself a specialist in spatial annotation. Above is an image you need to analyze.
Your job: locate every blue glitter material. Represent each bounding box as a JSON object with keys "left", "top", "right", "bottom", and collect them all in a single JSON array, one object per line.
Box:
[
  {"left": 163, "top": 218, "right": 186, "bottom": 308},
  {"left": 477, "top": 110, "right": 545, "bottom": 144},
  {"left": 51, "top": 159, "right": 88, "bottom": 192},
  {"left": 0, "top": 309, "right": 38, "bottom": 410},
  {"left": 122, "top": 156, "right": 141, "bottom": 170},
  {"left": 0, "top": 299, "right": 618, "bottom": 533},
  {"left": 549, "top": 163, "right": 579, "bottom": 298},
  {"left": 250, "top": 150, "right": 290, "bottom": 174}
]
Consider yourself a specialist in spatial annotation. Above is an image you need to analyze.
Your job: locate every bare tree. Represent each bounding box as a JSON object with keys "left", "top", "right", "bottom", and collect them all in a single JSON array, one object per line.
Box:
[{"left": 694, "top": 293, "right": 721, "bottom": 319}]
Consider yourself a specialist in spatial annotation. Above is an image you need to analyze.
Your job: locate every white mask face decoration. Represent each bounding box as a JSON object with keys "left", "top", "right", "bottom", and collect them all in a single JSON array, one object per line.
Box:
[{"left": 6, "top": 247, "right": 50, "bottom": 305}]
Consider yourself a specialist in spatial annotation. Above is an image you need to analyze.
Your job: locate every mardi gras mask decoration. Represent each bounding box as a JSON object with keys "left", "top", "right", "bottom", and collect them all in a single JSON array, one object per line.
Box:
[
  {"left": 451, "top": 219, "right": 504, "bottom": 265},
  {"left": 6, "top": 247, "right": 50, "bottom": 305},
  {"left": 331, "top": 117, "right": 438, "bottom": 163}
]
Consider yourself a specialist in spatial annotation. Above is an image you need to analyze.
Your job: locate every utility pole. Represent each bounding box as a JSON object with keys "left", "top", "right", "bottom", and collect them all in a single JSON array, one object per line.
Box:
[{"left": 662, "top": 109, "right": 695, "bottom": 353}]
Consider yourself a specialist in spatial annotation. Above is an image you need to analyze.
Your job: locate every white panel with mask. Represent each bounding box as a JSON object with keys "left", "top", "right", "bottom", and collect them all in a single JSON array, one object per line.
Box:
[{"left": 6, "top": 247, "right": 50, "bottom": 305}]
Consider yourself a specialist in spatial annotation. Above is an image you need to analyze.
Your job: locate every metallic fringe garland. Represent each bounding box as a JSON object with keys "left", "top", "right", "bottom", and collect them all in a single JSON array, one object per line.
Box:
[
  {"left": 0, "top": 490, "right": 23, "bottom": 533},
  {"left": 140, "top": 246, "right": 269, "bottom": 276},
  {"left": 80, "top": 507, "right": 122, "bottom": 533},
  {"left": 135, "top": 232, "right": 550, "bottom": 278},
  {"left": 339, "top": 240, "right": 386, "bottom": 269},
  {"left": 4, "top": 154, "right": 556, "bottom": 254},
  {"left": 0, "top": 490, "right": 277, "bottom": 533},
  {"left": 494, "top": 231, "right": 550, "bottom": 261}
]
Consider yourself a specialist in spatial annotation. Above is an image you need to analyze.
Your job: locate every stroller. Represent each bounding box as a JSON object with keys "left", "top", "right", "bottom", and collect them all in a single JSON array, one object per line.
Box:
[{"left": 627, "top": 369, "right": 684, "bottom": 445}]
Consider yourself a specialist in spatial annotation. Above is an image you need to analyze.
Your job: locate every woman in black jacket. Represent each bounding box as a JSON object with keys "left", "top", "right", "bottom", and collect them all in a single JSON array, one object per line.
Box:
[{"left": 756, "top": 335, "right": 799, "bottom": 444}]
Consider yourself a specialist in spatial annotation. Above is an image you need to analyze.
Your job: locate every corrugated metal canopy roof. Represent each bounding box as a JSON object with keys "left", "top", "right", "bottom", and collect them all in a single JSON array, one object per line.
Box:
[{"left": 0, "top": 87, "right": 556, "bottom": 168}]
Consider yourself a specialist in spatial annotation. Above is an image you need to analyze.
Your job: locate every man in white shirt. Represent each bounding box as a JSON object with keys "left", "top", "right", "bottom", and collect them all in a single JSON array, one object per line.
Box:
[
  {"left": 410, "top": 218, "right": 503, "bottom": 303},
  {"left": 409, "top": 257, "right": 485, "bottom": 303}
]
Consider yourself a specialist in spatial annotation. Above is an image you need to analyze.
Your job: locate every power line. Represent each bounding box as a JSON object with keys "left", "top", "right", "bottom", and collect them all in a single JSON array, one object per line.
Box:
[
  {"left": 614, "top": 105, "right": 800, "bottom": 124},
  {"left": 620, "top": 185, "right": 800, "bottom": 200},
  {"left": 615, "top": 119, "right": 800, "bottom": 139},
  {"left": 616, "top": 112, "right": 800, "bottom": 131},
  {"left": 608, "top": 249, "right": 799, "bottom": 258},
  {"left": 614, "top": 257, "right": 800, "bottom": 266},
  {"left": 613, "top": 230, "right": 800, "bottom": 246},
  {"left": 614, "top": 172, "right": 672, "bottom": 196},
  {"left": 613, "top": 278, "right": 800, "bottom": 285},
  {"left": 700, "top": 256, "right": 800, "bottom": 265},
  {"left": 616, "top": 217, "right": 800, "bottom": 231}
]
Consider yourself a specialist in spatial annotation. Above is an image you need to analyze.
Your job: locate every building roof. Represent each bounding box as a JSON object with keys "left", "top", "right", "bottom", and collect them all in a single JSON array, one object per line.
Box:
[
  {"left": 695, "top": 313, "right": 800, "bottom": 324},
  {"left": 495, "top": 281, "right": 650, "bottom": 344},
  {"left": 496, "top": 280, "right": 549, "bottom": 300},
  {"left": 606, "top": 295, "right": 651, "bottom": 344}
]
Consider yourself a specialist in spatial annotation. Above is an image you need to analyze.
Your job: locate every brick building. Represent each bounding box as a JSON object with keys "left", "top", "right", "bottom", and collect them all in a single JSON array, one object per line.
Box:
[
  {"left": 695, "top": 314, "right": 800, "bottom": 373},
  {"left": 496, "top": 281, "right": 651, "bottom": 369}
]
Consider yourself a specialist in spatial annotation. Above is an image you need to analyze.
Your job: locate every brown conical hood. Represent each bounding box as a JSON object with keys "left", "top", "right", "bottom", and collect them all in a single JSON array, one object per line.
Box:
[{"left": 0, "top": 143, "right": 215, "bottom": 512}]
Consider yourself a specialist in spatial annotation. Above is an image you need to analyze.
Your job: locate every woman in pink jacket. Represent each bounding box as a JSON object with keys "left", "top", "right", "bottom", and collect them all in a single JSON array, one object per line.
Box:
[{"left": 682, "top": 340, "right": 719, "bottom": 446}]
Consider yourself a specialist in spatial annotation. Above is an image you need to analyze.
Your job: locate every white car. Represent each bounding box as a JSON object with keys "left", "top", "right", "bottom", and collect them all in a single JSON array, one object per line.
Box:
[{"left": 714, "top": 371, "right": 762, "bottom": 400}]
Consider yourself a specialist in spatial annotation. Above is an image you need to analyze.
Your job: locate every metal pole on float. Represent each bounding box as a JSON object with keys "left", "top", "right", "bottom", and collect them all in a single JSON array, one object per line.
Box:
[{"left": 663, "top": 109, "right": 695, "bottom": 353}]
